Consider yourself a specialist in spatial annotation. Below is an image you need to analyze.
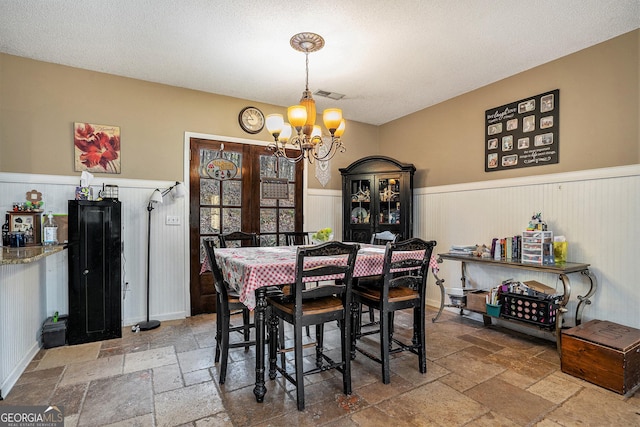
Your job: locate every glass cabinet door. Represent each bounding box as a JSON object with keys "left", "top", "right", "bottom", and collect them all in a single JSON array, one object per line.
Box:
[
  {"left": 348, "top": 178, "right": 371, "bottom": 224},
  {"left": 377, "top": 176, "right": 401, "bottom": 225}
]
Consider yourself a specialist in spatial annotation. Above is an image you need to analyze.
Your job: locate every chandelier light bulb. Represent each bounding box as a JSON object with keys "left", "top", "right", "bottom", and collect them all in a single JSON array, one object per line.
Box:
[
  {"left": 323, "top": 108, "right": 343, "bottom": 132},
  {"left": 266, "top": 114, "right": 284, "bottom": 136},
  {"left": 334, "top": 119, "right": 346, "bottom": 138},
  {"left": 279, "top": 123, "right": 292, "bottom": 143},
  {"left": 287, "top": 105, "right": 307, "bottom": 129},
  {"left": 310, "top": 125, "right": 322, "bottom": 143}
]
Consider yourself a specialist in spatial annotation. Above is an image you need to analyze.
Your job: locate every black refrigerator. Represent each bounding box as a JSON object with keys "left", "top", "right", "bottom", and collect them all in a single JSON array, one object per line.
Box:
[{"left": 67, "top": 200, "right": 122, "bottom": 344}]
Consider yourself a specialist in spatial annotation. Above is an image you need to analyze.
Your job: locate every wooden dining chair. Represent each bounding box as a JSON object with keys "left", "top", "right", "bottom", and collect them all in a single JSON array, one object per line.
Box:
[
  {"left": 370, "top": 230, "right": 398, "bottom": 245},
  {"left": 283, "top": 231, "right": 310, "bottom": 246},
  {"left": 204, "top": 239, "right": 255, "bottom": 384},
  {"left": 219, "top": 231, "right": 259, "bottom": 248},
  {"left": 358, "top": 231, "right": 398, "bottom": 324},
  {"left": 351, "top": 238, "right": 436, "bottom": 384},
  {"left": 283, "top": 231, "right": 313, "bottom": 336},
  {"left": 267, "top": 241, "right": 360, "bottom": 411}
]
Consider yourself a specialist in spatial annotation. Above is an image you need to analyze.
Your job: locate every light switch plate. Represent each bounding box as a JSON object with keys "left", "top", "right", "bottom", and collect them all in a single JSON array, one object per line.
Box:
[{"left": 165, "top": 215, "right": 180, "bottom": 225}]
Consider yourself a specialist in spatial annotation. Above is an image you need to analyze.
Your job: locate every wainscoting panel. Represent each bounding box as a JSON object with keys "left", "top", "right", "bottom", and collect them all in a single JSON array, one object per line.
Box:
[
  {"left": 305, "top": 189, "right": 342, "bottom": 238},
  {"left": 0, "top": 174, "right": 188, "bottom": 328},
  {"left": 414, "top": 166, "right": 640, "bottom": 329},
  {"left": 0, "top": 262, "right": 46, "bottom": 397}
]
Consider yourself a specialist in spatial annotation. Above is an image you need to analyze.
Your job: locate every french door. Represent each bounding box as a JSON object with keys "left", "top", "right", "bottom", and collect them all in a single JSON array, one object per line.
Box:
[{"left": 189, "top": 137, "right": 303, "bottom": 314}]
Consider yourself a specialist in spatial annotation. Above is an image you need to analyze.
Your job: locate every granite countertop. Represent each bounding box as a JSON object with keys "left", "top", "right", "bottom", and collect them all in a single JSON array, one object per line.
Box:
[{"left": 1, "top": 245, "right": 67, "bottom": 265}]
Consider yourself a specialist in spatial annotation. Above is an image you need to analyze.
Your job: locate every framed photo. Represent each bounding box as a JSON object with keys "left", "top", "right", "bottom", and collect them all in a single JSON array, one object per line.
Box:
[
  {"left": 518, "top": 99, "right": 535, "bottom": 114},
  {"left": 541, "top": 94, "right": 554, "bottom": 112},
  {"left": 535, "top": 133, "right": 554, "bottom": 146},
  {"left": 9, "top": 212, "right": 42, "bottom": 246},
  {"left": 488, "top": 123, "right": 502, "bottom": 136},
  {"left": 540, "top": 116, "right": 554, "bottom": 129},
  {"left": 523, "top": 115, "right": 536, "bottom": 132},
  {"left": 502, "top": 135, "right": 513, "bottom": 151},
  {"left": 487, "top": 153, "right": 498, "bottom": 169},
  {"left": 74, "top": 122, "right": 121, "bottom": 174},
  {"left": 485, "top": 89, "right": 559, "bottom": 172},
  {"left": 502, "top": 154, "right": 518, "bottom": 167}
]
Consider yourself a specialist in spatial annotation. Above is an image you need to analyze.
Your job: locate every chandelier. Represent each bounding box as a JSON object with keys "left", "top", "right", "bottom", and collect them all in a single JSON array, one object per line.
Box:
[{"left": 265, "top": 32, "right": 346, "bottom": 164}]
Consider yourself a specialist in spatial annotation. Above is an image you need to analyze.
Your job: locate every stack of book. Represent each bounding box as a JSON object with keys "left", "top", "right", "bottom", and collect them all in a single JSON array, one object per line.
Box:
[
  {"left": 449, "top": 244, "right": 476, "bottom": 255},
  {"left": 490, "top": 236, "right": 522, "bottom": 261}
]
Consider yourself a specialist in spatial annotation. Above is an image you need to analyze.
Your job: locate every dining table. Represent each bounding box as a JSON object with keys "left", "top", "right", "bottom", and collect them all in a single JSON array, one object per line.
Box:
[{"left": 205, "top": 243, "right": 439, "bottom": 402}]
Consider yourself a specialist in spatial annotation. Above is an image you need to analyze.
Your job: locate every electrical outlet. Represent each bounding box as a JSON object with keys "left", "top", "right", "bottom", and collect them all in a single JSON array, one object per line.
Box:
[{"left": 166, "top": 215, "right": 180, "bottom": 225}]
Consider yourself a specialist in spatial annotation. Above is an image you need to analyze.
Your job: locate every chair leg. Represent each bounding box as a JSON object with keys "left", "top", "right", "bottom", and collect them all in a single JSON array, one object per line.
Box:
[
  {"left": 342, "top": 305, "right": 352, "bottom": 395},
  {"left": 350, "top": 302, "right": 359, "bottom": 360},
  {"left": 294, "top": 320, "right": 305, "bottom": 411},
  {"left": 242, "top": 309, "right": 251, "bottom": 352},
  {"left": 315, "top": 323, "right": 325, "bottom": 368},
  {"left": 368, "top": 305, "right": 375, "bottom": 322},
  {"left": 219, "top": 313, "right": 231, "bottom": 385},
  {"left": 278, "top": 319, "right": 286, "bottom": 369},
  {"left": 214, "top": 296, "right": 222, "bottom": 363},
  {"left": 268, "top": 311, "right": 279, "bottom": 380},
  {"left": 380, "top": 310, "right": 391, "bottom": 384},
  {"left": 416, "top": 306, "right": 427, "bottom": 374}
]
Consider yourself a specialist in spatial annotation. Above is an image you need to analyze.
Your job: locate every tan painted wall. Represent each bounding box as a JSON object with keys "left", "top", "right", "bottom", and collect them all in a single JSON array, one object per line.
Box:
[
  {"left": 379, "top": 30, "right": 640, "bottom": 188},
  {"left": 0, "top": 53, "right": 378, "bottom": 189},
  {"left": 1, "top": 30, "right": 638, "bottom": 190}
]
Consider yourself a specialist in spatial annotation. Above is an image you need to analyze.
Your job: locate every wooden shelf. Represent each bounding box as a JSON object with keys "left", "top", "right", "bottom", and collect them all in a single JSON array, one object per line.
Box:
[{"left": 433, "top": 253, "right": 597, "bottom": 354}]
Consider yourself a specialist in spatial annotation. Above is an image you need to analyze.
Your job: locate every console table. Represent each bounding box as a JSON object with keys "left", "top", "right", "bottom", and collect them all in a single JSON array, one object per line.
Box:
[{"left": 432, "top": 253, "right": 597, "bottom": 353}]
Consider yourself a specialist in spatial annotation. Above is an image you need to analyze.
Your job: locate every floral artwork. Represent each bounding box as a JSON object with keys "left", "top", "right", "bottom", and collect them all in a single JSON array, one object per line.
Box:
[{"left": 74, "top": 122, "right": 121, "bottom": 173}]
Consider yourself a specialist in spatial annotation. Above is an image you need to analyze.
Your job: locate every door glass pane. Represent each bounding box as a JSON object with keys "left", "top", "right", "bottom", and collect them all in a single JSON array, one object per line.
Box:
[
  {"left": 222, "top": 180, "right": 241, "bottom": 205},
  {"left": 279, "top": 184, "right": 295, "bottom": 207},
  {"left": 260, "top": 208, "right": 277, "bottom": 233},
  {"left": 200, "top": 208, "right": 220, "bottom": 234},
  {"left": 222, "top": 208, "right": 241, "bottom": 232},
  {"left": 278, "top": 158, "right": 296, "bottom": 181},
  {"left": 260, "top": 156, "right": 277, "bottom": 178},
  {"left": 260, "top": 235, "right": 277, "bottom": 247},
  {"left": 279, "top": 209, "right": 295, "bottom": 232},
  {"left": 200, "top": 179, "right": 220, "bottom": 205}
]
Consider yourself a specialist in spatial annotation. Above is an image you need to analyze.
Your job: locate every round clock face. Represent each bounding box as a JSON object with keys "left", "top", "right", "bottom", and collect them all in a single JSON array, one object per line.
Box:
[{"left": 239, "top": 106, "right": 265, "bottom": 134}]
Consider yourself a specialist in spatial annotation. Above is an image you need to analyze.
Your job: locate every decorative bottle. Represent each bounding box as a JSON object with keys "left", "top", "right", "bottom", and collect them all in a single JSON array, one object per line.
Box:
[
  {"left": 1, "top": 215, "right": 9, "bottom": 246},
  {"left": 43, "top": 212, "right": 58, "bottom": 246}
]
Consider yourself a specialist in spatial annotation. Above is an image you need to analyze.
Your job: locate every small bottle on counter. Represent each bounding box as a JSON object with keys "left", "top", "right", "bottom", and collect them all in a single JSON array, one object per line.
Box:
[
  {"left": 2, "top": 214, "right": 9, "bottom": 246},
  {"left": 43, "top": 212, "right": 58, "bottom": 246}
]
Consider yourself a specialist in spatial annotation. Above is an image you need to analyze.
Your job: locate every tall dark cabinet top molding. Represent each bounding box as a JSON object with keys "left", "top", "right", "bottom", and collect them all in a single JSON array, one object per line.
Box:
[{"left": 340, "top": 156, "right": 415, "bottom": 244}]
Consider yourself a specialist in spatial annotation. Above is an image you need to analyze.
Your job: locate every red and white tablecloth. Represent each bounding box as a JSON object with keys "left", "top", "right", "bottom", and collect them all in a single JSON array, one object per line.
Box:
[{"left": 203, "top": 244, "right": 438, "bottom": 310}]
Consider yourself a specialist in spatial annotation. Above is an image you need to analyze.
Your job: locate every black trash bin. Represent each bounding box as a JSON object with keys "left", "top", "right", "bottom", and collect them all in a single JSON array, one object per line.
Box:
[{"left": 41, "top": 315, "right": 67, "bottom": 349}]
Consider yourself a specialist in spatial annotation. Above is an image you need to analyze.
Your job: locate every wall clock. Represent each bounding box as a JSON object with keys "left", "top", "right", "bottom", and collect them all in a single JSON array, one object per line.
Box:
[{"left": 238, "top": 106, "right": 265, "bottom": 134}]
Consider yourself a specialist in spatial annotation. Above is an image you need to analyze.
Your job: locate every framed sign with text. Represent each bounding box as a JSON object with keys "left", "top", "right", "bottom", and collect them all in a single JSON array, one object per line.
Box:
[{"left": 485, "top": 89, "right": 559, "bottom": 172}]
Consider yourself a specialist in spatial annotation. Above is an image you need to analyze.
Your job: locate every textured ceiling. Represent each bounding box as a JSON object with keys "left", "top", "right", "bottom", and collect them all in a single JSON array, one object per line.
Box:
[{"left": 1, "top": 0, "right": 638, "bottom": 125}]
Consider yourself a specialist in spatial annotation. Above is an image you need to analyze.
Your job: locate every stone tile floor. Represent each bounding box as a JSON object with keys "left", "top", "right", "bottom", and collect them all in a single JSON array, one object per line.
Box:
[{"left": 1, "top": 306, "right": 639, "bottom": 426}]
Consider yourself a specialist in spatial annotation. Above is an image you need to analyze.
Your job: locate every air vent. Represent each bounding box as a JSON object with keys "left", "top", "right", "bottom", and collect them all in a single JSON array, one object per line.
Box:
[{"left": 314, "top": 90, "right": 345, "bottom": 100}]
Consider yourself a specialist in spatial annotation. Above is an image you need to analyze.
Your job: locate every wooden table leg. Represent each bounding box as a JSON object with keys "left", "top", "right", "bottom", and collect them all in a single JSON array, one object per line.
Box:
[{"left": 253, "top": 287, "right": 267, "bottom": 402}]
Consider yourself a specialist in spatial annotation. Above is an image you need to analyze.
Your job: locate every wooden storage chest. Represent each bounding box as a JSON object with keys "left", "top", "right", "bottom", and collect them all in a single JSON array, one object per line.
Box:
[{"left": 561, "top": 319, "right": 640, "bottom": 395}]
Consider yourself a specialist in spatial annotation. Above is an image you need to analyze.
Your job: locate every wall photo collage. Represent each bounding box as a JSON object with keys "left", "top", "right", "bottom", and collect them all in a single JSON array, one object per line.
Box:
[{"left": 485, "top": 89, "right": 559, "bottom": 172}]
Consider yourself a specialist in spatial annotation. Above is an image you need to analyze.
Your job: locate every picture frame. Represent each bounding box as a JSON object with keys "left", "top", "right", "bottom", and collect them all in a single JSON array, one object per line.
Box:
[
  {"left": 74, "top": 122, "right": 121, "bottom": 174},
  {"left": 484, "top": 89, "right": 559, "bottom": 172},
  {"left": 8, "top": 211, "right": 42, "bottom": 246}
]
